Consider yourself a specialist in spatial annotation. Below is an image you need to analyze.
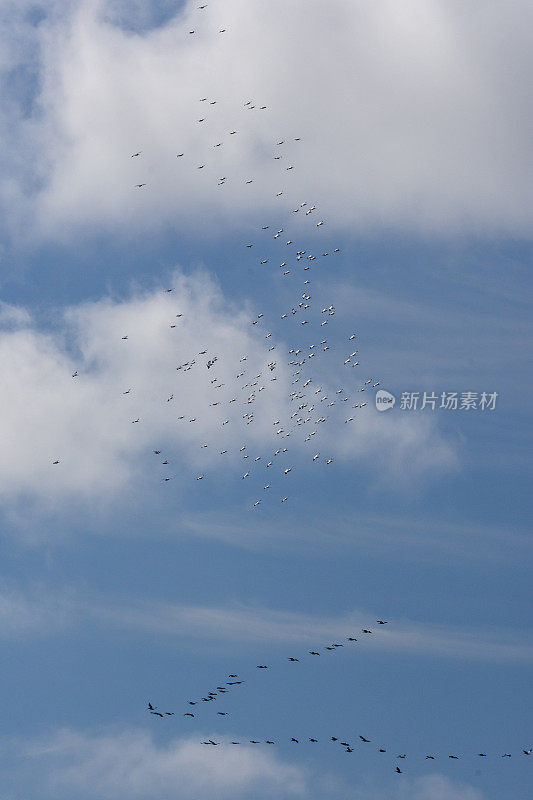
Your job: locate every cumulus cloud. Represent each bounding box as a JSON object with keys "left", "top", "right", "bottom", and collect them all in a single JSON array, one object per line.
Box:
[
  {"left": 0, "top": 725, "right": 490, "bottom": 800},
  {"left": 0, "top": 271, "right": 287, "bottom": 506},
  {"left": 0, "top": 301, "right": 32, "bottom": 328},
  {"left": 1, "top": 0, "right": 533, "bottom": 239},
  {"left": 4, "top": 728, "right": 306, "bottom": 799},
  {"left": 0, "top": 726, "right": 489, "bottom": 800},
  {"left": 0, "top": 270, "right": 454, "bottom": 510}
]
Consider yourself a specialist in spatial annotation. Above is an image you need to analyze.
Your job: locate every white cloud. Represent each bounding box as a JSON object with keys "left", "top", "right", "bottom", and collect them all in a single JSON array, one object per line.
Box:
[
  {"left": 1, "top": 725, "right": 487, "bottom": 800},
  {"left": 407, "top": 775, "right": 484, "bottom": 800},
  {"left": 5, "top": 728, "right": 306, "bottom": 799},
  {"left": 0, "top": 271, "right": 455, "bottom": 511},
  {"left": 1, "top": 0, "right": 533, "bottom": 239},
  {"left": 0, "top": 271, "right": 289, "bottom": 506},
  {"left": 90, "top": 599, "right": 533, "bottom": 663},
  {"left": 3, "top": 584, "right": 532, "bottom": 663},
  {"left": 0, "top": 301, "right": 32, "bottom": 328},
  {"left": 0, "top": 726, "right": 491, "bottom": 800},
  {"left": 0, "top": 584, "right": 73, "bottom": 637},
  {"left": 352, "top": 773, "right": 485, "bottom": 800}
]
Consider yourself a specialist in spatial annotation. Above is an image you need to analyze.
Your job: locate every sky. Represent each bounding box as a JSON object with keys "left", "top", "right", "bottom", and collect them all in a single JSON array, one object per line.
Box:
[{"left": 0, "top": 1, "right": 532, "bottom": 798}]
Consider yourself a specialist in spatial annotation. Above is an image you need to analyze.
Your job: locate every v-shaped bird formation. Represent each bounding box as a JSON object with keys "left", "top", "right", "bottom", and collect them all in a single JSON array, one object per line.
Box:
[{"left": 146, "top": 620, "right": 531, "bottom": 774}]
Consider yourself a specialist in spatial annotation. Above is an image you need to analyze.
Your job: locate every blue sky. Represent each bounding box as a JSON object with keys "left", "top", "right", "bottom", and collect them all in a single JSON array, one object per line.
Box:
[{"left": 0, "top": 2, "right": 532, "bottom": 799}]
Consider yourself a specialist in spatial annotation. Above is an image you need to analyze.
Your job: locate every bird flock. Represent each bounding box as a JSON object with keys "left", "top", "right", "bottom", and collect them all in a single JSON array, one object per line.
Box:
[
  {"left": 128, "top": 95, "right": 377, "bottom": 506},
  {"left": 50, "top": 2, "right": 530, "bottom": 782},
  {"left": 151, "top": 623, "right": 387, "bottom": 723},
  {"left": 62, "top": 46, "right": 380, "bottom": 509},
  {"left": 146, "top": 619, "right": 531, "bottom": 771}
]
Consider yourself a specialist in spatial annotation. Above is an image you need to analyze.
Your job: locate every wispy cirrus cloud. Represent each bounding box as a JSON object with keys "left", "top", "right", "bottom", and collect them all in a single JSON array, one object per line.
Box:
[
  {"left": 352, "top": 773, "right": 485, "bottom": 800},
  {"left": 87, "top": 599, "right": 533, "bottom": 663},
  {"left": 2, "top": 584, "right": 532, "bottom": 664},
  {"left": 177, "top": 507, "right": 533, "bottom": 566}
]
